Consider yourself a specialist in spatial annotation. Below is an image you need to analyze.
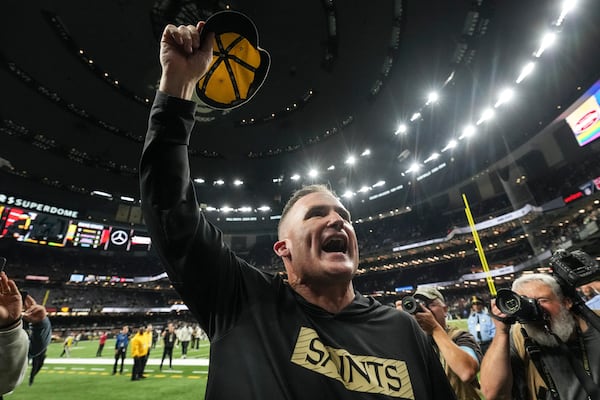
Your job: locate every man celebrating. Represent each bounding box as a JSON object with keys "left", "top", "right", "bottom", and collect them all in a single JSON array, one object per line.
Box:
[
  {"left": 480, "top": 273, "right": 600, "bottom": 400},
  {"left": 139, "top": 20, "right": 456, "bottom": 399},
  {"left": 467, "top": 295, "right": 496, "bottom": 354},
  {"left": 410, "top": 288, "right": 483, "bottom": 400}
]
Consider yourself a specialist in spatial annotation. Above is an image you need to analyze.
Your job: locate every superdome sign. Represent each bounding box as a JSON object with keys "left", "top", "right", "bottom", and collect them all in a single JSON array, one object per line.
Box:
[{"left": 0, "top": 193, "right": 79, "bottom": 218}]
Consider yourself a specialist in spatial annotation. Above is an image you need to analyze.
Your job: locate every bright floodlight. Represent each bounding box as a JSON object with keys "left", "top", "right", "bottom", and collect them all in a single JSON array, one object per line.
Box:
[
  {"left": 557, "top": 0, "right": 577, "bottom": 26},
  {"left": 233, "top": 179, "right": 244, "bottom": 186},
  {"left": 516, "top": 62, "right": 535, "bottom": 84},
  {"left": 193, "top": 178, "right": 205, "bottom": 183},
  {"left": 361, "top": 149, "right": 371, "bottom": 156},
  {"left": 221, "top": 206, "right": 233, "bottom": 213},
  {"left": 308, "top": 169, "right": 318, "bottom": 178},
  {"left": 345, "top": 156, "right": 356, "bottom": 165},
  {"left": 258, "top": 206, "right": 271, "bottom": 212},
  {"left": 395, "top": 124, "right": 407, "bottom": 135},
  {"left": 291, "top": 174, "right": 301, "bottom": 181},
  {"left": 342, "top": 190, "right": 354, "bottom": 198},
  {"left": 238, "top": 206, "right": 252, "bottom": 213},
  {"left": 535, "top": 32, "right": 556, "bottom": 58},
  {"left": 91, "top": 190, "right": 112, "bottom": 198},
  {"left": 424, "top": 152, "right": 440, "bottom": 163},
  {"left": 495, "top": 88, "right": 515, "bottom": 107},
  {"left": 327, "top": 165, "right": 335, "bottom": 171},
  {"left": 427, "top": 91, "right": 439, "bottom": 104},
  {"left": 460, "top": 125, "right": 476, "bottom": 139},
  {"left": 407, "top": 162, "right": 421, "bottom": 173},
  {"left": 373, "top": 180, "right": 385, "bottom": 187},
  {"left": 214, "top": 179, "right": 225, "bottom": 186},
  {"left": 358, "top": 186, "right": 370, "bottom": 193},
  {"left": 120, "top": 196, "right": 135, "bottom": 202},
  {"left": 477, "top": 109, "right": 494, "bottom": 125},
  {"left": 442, "top": 139, "right": 457, "bottom": 152},
  {"left": 410, "top": 112, "right": 421, "bottom": 122}
]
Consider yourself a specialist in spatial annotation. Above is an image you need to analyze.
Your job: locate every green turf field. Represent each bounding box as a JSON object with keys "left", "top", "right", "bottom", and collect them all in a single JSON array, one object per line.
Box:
[
  {"left": 9, "top": 319, "right": 470, "bottom": 399},
  {"left": 8, "top": 338, "right": 210, "bottom": 400}
]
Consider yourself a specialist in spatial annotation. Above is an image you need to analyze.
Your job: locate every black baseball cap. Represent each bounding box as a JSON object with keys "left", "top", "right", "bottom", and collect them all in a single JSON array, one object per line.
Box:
[{"left": 193, "top": 10, "right": 270, "bottom": 110}]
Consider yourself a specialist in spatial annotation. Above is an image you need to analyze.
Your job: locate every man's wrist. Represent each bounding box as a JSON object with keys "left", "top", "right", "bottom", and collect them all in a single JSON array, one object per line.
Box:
[
  {"left": 159, "top": 73, "right": 197, "bottom": 100},
  {"left": 0, "top": 316, "right": 22, "bottom": 331}
]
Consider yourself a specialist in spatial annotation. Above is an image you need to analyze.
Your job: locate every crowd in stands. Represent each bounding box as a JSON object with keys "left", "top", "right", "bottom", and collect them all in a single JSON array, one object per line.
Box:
[{"left": 0, "top": 153, "right": 598, "bottom": 339}]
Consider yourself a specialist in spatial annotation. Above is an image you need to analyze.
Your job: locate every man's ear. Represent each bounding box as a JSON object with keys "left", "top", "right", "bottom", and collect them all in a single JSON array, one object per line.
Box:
[
  {"left": 564, "top": 296, "right": 573, "bottom": 310},
  {"left": 273, "top": 240, "right": 290, "bottom": 257}
]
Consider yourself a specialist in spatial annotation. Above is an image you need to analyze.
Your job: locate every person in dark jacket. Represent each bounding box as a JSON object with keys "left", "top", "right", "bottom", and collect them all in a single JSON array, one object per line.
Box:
[
  {"left": 139, "top": 20, "right": 456, "bottom": 400},
  {"left": 113, "top": 326, "right": 129, "bottom": 375},
  {"left": 160, "top": 323, "right": 177, "bottom": 370}
]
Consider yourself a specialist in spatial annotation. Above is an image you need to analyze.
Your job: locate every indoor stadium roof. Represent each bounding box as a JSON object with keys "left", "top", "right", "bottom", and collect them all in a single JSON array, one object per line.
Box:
[{"left": 1, "top": 0, "right": 599, "bottom": 222}]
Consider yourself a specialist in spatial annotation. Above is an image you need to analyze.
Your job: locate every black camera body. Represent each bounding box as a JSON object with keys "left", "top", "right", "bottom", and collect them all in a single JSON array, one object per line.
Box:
[
  {"left": 495, "top": 288, "right": 546, "bottom": 324},
  {"left": 550, "top": 249, "right": 600, "bottom": 289},
  {"left": 401, "top": 296, "right": 427, "bottom": 315},
  {"left": 496, "top": 249, "right": 600, "bottom": 324}
]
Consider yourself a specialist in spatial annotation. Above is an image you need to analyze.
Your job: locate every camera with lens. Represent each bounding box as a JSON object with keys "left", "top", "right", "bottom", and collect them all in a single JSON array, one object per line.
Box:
[
  {"left": 401, "top": 296, "right": 427, "bottom": 315},
  {"left": 550, "top": 249, "right": 600, "bottom": 289},
  {"left": 495, "top": 288, "right": 546, "bottom": 324},
  {"left": 495, "top": 250, "right": 600, "bottom": 324}
]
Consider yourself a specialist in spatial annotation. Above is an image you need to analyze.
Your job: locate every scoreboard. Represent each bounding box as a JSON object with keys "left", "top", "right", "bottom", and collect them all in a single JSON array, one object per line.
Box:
[{"left": 0, "top": 205, "right": 151, "bottom": 252}]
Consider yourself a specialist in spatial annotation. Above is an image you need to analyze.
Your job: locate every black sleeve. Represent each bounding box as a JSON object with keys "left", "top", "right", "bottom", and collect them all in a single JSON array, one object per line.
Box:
[{"left": 140, "top": 92, "right": 251, "bottom": 338}]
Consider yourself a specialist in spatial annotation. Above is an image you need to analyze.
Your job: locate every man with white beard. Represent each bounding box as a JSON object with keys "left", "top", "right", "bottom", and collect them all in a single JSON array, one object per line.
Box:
[{"left": 480, "top": 273, "right": 600, "bottom": 400}]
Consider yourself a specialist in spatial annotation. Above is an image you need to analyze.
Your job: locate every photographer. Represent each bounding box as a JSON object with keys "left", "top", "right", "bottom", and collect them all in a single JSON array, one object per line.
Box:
[
  {"left": 407, "top": 288, "right": 483, "bottom": 400},
  {"left": 480, "top": 273, "right": 600, "bottom": 400}
]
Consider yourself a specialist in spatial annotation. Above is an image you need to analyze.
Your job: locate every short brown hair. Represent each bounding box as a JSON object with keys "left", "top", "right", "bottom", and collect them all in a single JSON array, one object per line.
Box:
[{"left": 278, "top": 184, "right": 336, "bottom": 236}]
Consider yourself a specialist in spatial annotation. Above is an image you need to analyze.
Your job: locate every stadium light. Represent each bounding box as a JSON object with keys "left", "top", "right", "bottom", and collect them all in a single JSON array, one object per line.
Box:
[
  {"left": 395, "top": 124, "right": 407, "bottom": 135},
  {"left": 534, "top": 32, "right": 556, "bottom": 58},
  {"left": 516, "top": 62, "right": 535, "bottom": 84}
]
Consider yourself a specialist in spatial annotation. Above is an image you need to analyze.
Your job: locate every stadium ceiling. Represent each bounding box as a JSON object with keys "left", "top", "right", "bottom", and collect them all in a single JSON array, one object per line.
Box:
[{"left": 1, "top": 0, "right": 599, "bottom": 222}]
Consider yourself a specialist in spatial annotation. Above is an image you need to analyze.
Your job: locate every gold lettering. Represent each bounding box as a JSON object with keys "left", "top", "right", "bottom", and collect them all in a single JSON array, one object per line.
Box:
[{"left": 291, "top": 327, "right": 414, "bottom": 399}]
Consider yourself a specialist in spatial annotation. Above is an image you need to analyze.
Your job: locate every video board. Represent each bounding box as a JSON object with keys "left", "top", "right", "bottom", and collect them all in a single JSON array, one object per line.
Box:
[
  {"left": 0, "top": 206, "right": 69, "bottom": 247},
  {"left": 566, "top": 80, "right": 600, "bottom": 147},
  {"left": 0, "top": 205, "right": 152, "bottom": 252}
]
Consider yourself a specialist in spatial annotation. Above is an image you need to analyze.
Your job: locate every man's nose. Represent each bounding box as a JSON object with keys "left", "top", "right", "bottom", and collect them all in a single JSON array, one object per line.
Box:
[{"left": 326, "top": 213, "right": 344, "bottom": 230}]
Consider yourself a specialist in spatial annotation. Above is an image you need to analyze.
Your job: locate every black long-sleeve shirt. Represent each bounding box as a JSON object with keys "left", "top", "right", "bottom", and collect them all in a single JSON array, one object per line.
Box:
[{"left": 140, "top": 91, "right": 456, "bottom": 400}]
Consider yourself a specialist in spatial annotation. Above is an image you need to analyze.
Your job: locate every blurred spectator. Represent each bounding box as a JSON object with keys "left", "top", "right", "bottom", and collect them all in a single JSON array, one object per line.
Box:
[
  {"left": 0, "top": 272, "right": 51, "bottom": 395},
  {"left": 112, "top": 325, "right": 129, "bottom": 375},
  {"left": 60, "top": 332, "right": 74, "bottom": 357},
  {"left": 466, "top": 295, "right": 495, "bottom": 354},
  {"left": 130, "top": 326, "right": 148, "bottom": 381},
  {"left": 96, "top": 331, "right": 108, "bottom": 357}
]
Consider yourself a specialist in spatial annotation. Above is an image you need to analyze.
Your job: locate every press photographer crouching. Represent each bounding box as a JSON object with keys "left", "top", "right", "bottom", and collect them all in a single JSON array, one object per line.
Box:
[{"left": 480, "top": 250, "right": 600, "bottom": 400}]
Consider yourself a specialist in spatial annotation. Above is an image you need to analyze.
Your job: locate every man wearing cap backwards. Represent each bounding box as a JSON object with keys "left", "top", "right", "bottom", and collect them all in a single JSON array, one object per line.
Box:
[
  {"left": 467, "top": 295, "right": 496, "bottom": 354},
  {"left": 140, "top": 20, "right": 456, "bottom": 399},
  {"left": 409, "top": 288, "right": 483, "bottom": 400}
]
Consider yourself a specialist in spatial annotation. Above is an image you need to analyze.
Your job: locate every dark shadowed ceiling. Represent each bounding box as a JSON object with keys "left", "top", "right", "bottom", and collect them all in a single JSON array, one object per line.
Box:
[{"left": 1, "top": 0, "right": 599, "bottom": 222}]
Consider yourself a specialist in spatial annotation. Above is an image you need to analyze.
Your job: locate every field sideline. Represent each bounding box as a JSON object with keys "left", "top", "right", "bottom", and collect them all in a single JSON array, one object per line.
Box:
[{"left": 8, "top": 338, "right": 210, "bottom": 400}]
